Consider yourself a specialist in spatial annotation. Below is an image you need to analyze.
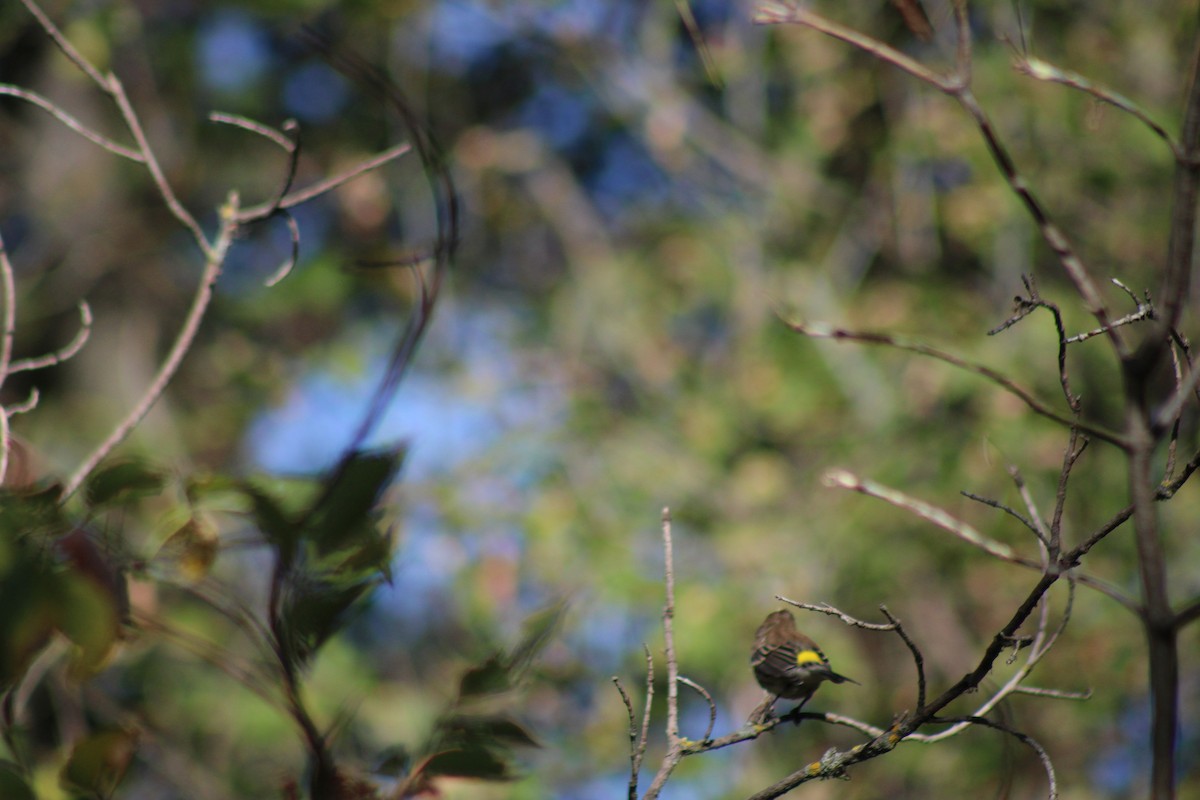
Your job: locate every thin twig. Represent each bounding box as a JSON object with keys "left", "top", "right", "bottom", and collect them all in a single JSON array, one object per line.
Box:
[
  {"left": 612, "top": 676, "right": 640, "bottom": 800},
  {"left": 1008, "top": 465, "right": 1051, "bottom": 548},
  {"left": 823, "top": 468, "right": 1018, "bottom": 561},
  {"left": 1063, "top": 504, "right": 1133, "bottom": 567},
  {"left": 758, "top": 3, "right": 1123, "bottom": 357},
  {"left": 783, "top": 317, "right": 1124, "bottom": 447},
  {"left": 236, "top": 142, "right": 413, "bottom": 220},
  {"left": 0, "top": 230, "right": 16, "bottom": 485},
  {"left": 928, "top": 715, "right": 1058, "bottom": 799},
  {"left": 0, "top": 231, "right": 16, "bottom": 388},
  {"left": 676, "top": 676, "right": 716, "bottom": 743},
  {"left": 8, "top": 302, "right": 93, "bottom": 374},
  {"left": 1014, "top": 55, "right": 1177, "bottom": 157},
  {"left": 961, "top": 491, "right": 1041, "bottom": 539},
  {"left": 5, "top": 388, "right": 40, "bottom": 416},
  {"left": 263, "top": 211, "right": 301, "bottom": 287},
  {"left": 1011, "top": 686, "right": 1093, "bottom": 700},
  {"left": 106, "top": 74, "right": 210, "bottom": 254},
  {"left": 209, "top": 112, "right": 297, "bottom": 152},
  {"left": 0, "top": 85, "right": 144, "bottom": 161},
  {"left": 777, "top": 597, "right": 897, "bottom": 631},
  {"left": 662, "top": 509, "right": 679, "bottom": 741},
  {"left": 0, "top": 408, "right": 9, "bottom": 485},
  {"left": 61, "top": 194, "right": 240, "bottom": 499},
  {"left": 1064, "top": 306, "right": 1154, "bottom": 344},
  {"left": 1050, "top": 431, "right": 1088, "bottom": 549},
  {"left": 636, "top": 646, "right": 653, "bottom": 785},
  {"left": 18, "top": 0, "right": 108, "bottom": 86},
  {"left": 880, "top": 606, "right": 925, "bottom": 712},
  {"left": 645, "top": 508, "right": 682, "bottom": 799}
]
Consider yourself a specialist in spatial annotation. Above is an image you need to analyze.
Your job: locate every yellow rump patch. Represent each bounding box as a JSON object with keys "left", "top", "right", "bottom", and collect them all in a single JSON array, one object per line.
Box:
[{"left": 794, "top": 650, "right": 824, "bottom": 666}]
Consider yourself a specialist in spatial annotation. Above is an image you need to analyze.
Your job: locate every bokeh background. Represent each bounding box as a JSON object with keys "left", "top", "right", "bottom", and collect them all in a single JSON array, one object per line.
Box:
[{"left": 1, "top": 0, "right": 1199, "bottom": 797}]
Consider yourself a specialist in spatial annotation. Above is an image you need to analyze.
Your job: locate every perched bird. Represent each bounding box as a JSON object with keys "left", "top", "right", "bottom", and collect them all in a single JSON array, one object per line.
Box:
[{"left": 750, "top": 609, "right": 856, "bottom": 721}]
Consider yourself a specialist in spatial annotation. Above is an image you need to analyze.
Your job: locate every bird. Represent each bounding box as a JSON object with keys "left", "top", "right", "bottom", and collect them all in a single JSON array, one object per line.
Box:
[{"left": 750, "top": 609, "right": 857, "bottom": 722}]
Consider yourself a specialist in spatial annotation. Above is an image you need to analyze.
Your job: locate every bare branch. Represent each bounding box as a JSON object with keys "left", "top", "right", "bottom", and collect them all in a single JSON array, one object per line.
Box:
[
  {"left": 1176, "top": 597, "right": 1200, "bottom": 628},
  {"left": 636, "top": 646, "right": 653, "bottom": 787},
  {"left": 1063, "top": 306, "right": 1154, "bottom": 344},
  {"left": 783, "top": 317, "right": 1124, "bottom": 447},
  {"left": 1064, "top": 504, "right": 1133, "bottom": 563},
  {"left": 755, "top": 2, "right": 954, "bottom": 91},
  {"left": 823, "top": 468, "right": 1018, "bottom": 561},
  {"left": 644, "top": 508, "right": 683, "bottom": 799},
  {"left": 1014, "top": 55, "right": 1176, "bottom": 157},
  {"left": 1160, "top": 23, "right": 1200, "bottom": 334},
  {"left": 776, "top": 597, "right": 897, "bottom": 631},
  {"left": 61, "top": 195, "right": 240, "bottom": 499},
  {"left": 662, "top": 509, "right": 680, "bottom": 742},
  {"left": 18, "top": 0, "right": 109, "bottom": 87},
  {"left": 1051, "top": 431, "right": 1088, "bottom": 547},
  {"left": 758, "top": 4, "right": 1123, "bottom": 355}
]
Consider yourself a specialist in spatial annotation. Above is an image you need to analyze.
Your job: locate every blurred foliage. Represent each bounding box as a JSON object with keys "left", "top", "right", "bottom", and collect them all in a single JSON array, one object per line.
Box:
[{"left": 1, "top": 0, "right": 1200, "bottom": 797}]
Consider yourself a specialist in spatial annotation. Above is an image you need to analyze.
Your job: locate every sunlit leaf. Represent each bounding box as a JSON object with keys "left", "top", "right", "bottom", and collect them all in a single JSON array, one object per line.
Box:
[{"left": 152, "top": 515, "right": 219, "bottom": 582}]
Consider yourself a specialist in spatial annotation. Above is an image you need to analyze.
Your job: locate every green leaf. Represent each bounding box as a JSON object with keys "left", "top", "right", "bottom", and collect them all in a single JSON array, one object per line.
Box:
[
  {"left": 0, "top": 762, "right": 34, "bottom": 800},
  {"left": 246, "top": 487, "right": 299, "bottom": 566},
  {"left": 421, "top": 746, "right": 513, "bottom": 781},
  {"left": 152, "top": 515, "right": 219, "bottom": 582},
  {"left": 506, "top": 600, "right": 566, "bottom": 677},
  {"left": 277, "top": 571, "right": 376, "bottom": 668},
  {"left": 439, "top": 714, "right": 540, "bottom": 749},
  {"left": 0, "top": 486, "right": 68, "bottom": 541},
  {"left": 305, "top": 447, "right": 404, "bottom": 557},
  {"left": 84, "top": 459, "right": 167, "bottom": 508},
  {"left": 0, "top": 538, "right": 56, "bottom": 689},
  {"left": 55, "top": 570, "right": 122, "bottom": 675},
  {"left": 59, "top": 727, "right": 138, "bottom": 797},
  {"left": 458, "top": 655, "right": 511, "bottom": 699}
]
